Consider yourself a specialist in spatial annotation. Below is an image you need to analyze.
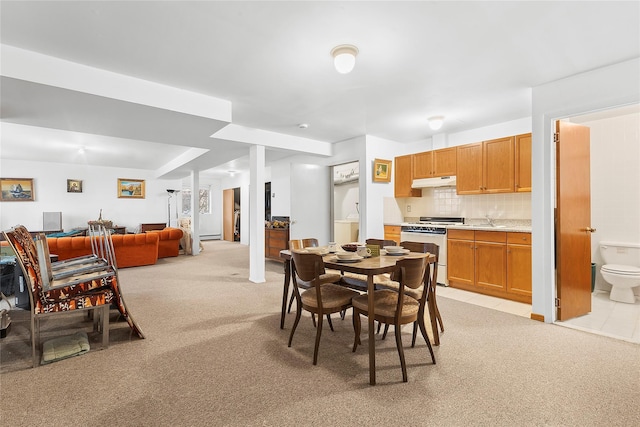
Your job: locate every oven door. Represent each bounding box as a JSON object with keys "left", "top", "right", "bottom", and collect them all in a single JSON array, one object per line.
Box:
[{"left": 400, "top": 231, "right": 448, "bottom": 286}]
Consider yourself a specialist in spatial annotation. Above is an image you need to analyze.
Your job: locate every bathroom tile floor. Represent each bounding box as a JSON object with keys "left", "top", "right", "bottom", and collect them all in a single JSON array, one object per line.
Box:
[{"left": 437, "top": 286, "right": 640, "bottom": 344}]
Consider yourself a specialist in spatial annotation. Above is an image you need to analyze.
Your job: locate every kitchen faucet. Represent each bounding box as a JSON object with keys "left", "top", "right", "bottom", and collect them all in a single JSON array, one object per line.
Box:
[{"left": 485, "top": 215, "right": 495, "bottom": 227}]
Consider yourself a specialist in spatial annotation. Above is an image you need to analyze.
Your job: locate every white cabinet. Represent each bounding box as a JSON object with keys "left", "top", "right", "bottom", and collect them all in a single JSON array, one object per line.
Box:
[{"left": 334, "top": 220, "right": 359, "bottom": 244}]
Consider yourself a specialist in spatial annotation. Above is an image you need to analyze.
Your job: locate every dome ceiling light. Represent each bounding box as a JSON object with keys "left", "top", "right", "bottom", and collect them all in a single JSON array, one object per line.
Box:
[
  {"left": 331, "top": 44, "right": 359, "bottom": 74},
  {"left": 428, "top": 116, "right": 444, "bottom": 131}
]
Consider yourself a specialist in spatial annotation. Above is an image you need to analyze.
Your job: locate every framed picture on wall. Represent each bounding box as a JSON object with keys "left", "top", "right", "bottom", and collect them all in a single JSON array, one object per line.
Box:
[
  {"left": 0, "top": 178, "right": 34, "bottom": 201},
  {"left": 117, "top": 178, "right": 145, "bottom": 199},
  {"left": 373, "top": 159, "right": 392, "bottom": 182},
  {"left": 67, "top": 179, "right": 83, "bottom": 193}
]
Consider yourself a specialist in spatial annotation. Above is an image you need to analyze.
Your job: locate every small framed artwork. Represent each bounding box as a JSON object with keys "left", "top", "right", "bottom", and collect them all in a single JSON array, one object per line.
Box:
[
  {"left": 373, "top": 159, "right": 392, "bottom": 182},
  {"left": 67, "top": 179, "right": 83, "bottom": 193},
  {"left": 118, "top": 178, "right": 145, "bottom": 199},
  {"left": 0, "top": 178, "right": 34, "bottom": 201}
]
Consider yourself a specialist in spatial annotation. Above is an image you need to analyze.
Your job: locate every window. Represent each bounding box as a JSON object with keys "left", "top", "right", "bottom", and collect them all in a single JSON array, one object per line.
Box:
[{"left": 182, "top": 188, "right": 211, "bottom": 215}]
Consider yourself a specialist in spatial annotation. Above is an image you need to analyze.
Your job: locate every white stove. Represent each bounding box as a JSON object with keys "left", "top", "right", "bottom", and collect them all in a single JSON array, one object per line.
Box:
[{"left": 400, "top": 217, "right": 465, "bottom": 286}]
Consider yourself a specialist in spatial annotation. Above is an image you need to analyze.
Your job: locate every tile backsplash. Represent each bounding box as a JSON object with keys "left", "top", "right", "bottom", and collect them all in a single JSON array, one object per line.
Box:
[{"left": 390, "top": 187, "right": 532, "bottom": 221}]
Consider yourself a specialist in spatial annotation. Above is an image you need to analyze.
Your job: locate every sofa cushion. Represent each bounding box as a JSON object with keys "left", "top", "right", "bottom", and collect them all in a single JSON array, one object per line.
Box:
[{"left": 147, "top": 227, "right": 183, "bottom": 258}]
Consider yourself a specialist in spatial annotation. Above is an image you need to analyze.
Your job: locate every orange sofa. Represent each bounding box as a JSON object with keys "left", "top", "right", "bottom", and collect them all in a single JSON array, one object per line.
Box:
[
  {"left": 146, "top": 227, "right": 184, "bottom": 258},
  {"left": 47, "top": 233, "right": 160, "bottom": 268}
]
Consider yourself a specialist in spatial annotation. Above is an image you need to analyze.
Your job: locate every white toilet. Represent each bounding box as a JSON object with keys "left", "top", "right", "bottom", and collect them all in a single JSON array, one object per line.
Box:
[{"left": 599, "top": 241, "right": 640, "bottom": 303}]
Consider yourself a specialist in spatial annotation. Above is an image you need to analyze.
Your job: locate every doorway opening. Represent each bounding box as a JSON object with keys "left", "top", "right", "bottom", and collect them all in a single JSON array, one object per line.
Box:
[
  {"left": 555, "top": 103, "right": 640, "bottom": 343},
  {"left": 223, "top": 187, "right": 241, "bottom": 242},
  {"left": 332, "top": 161, "right": 360, "bottom": 245}
]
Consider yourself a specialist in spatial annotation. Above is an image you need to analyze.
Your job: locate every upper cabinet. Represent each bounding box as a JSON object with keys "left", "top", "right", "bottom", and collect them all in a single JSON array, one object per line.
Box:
[
  {"left": 413, "top": 147, "right": 457, "bottom": 179},
  {"left": 514, "top": 133, "right": 532, "bottom": 192},
  {"left": 456, "top": 136, "right": 515, "bottom": 195},
  {"left": 394, "top": 154, "right": 421, "bottom": 198}
]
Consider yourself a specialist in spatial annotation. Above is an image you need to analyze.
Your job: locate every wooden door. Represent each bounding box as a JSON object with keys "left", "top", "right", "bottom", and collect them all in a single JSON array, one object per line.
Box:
[
  {"left": 515, "top": 133, "right": 532, "bottom": 192},
  {"left": 433, "top": 147, "right": 457, "bottom": 177},
  {"left": 412, "top": 151, "right": 433, "bottom": 179},
  {"left": 483, "top": 136, "right": 514, "bottom": 193},
  {"left": 456, "top": 143, "right": 483, "bottom": 194},
  {"left": 556, "top": 121, "right": 593, "bottom": 320},
  {"left": 223, "top": 188, "right": 234, "bottom": 242}
]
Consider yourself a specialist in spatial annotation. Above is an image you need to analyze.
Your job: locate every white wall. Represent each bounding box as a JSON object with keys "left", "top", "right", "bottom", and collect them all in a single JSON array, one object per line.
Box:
[
  {"left": 0, "top": 159, "right": 181, "bottom": 231},
  {"left": 584, "top": 111, "right": 640, "bottom": 293},
  {"left": 532, "top": 57, "right": 640, "bottom": 322}
]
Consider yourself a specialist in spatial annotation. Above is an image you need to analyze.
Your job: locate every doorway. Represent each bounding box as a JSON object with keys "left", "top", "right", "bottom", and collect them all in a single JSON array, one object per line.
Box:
[
  {"left": 223, "top": 187, "right": 241, "bottom": 242},
  {"left": 332, "top": 161, "right": 360, "bottom": 245},
  {"left": 555, "top": 104, "right": 640, "bottom": 342}
]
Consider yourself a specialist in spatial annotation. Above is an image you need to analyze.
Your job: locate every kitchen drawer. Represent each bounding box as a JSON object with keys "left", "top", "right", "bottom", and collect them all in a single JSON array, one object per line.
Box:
[
  {"left": 448, "top": 229, "right": 474, "bottom": 240},
  {"left": 507, "top": 232, "right": 531, "bottom": 245},
  {"left": 474, "top": 230, "right": 506, "bottom": 243}
]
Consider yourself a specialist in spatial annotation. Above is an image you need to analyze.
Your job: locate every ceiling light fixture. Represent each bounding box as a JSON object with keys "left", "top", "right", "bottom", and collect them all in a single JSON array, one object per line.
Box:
[
  {"left": 331, "top": 44, "right": 359, "bottom": 74},
  {"left": 428, "top": 116, "right": 444, "bottom": 131},
  {"left": 298, "top": 123, "right": 309, "bottom": 129}
]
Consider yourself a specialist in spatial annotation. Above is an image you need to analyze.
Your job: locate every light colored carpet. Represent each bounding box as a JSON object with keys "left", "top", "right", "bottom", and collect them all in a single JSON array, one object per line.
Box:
[{"left": 1, "top": 240, "right": 639, "bottom": 426}]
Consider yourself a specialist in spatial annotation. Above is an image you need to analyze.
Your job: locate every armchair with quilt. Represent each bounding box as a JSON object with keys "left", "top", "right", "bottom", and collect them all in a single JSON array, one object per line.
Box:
[{"left": 3, "top": 225, "right": 144, "bottom": 367}]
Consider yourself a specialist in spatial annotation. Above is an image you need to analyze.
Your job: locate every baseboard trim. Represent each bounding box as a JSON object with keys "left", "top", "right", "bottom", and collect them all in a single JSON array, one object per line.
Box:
[{"left": 530, "top": 313, "right": 545, "bottom": 322}]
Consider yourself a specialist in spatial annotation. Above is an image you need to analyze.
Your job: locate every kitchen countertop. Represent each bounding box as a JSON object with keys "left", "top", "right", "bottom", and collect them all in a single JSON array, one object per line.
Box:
[{"left": 446, "top": 224, "right": 532, "bottom": 232}]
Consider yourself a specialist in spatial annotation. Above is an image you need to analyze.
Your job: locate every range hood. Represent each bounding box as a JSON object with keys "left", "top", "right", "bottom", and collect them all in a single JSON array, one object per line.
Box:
[{"left": 411, "top": 176, "right": 457, "bottom": 188}]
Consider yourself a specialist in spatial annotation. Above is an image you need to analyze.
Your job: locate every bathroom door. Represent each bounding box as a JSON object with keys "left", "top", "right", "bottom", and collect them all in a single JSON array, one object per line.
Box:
[{"left": 556, "top": 121, "right": 594, "bottom": 321}]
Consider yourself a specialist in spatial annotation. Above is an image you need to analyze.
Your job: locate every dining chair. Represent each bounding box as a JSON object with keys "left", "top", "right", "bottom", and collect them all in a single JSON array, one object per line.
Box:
[
  {"left": 286, "top": 238, "right": 319, "bottom": 313},
  {"left": 289, "top": 250, "right": 360, "bottom": 365},
  {"left": 365, "top": 238, "right": 397, "bottom": 248},
  {"left": 377, "top": 241, "right": 444, "bottom": 346},
  {"left": 352, "top": 256, "right": 436, "bottom": 382}
]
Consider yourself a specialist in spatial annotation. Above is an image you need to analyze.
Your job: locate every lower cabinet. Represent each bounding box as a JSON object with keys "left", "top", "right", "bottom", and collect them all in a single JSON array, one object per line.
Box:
[
  {"left": 384, "top": 225, "right": 401, "bottom": 245},
  {"left": 265, "top": 228, "right": 289, "bottom": 261},
  {"left": 448, "top": 229, "right": 531, "bottom": 303}
]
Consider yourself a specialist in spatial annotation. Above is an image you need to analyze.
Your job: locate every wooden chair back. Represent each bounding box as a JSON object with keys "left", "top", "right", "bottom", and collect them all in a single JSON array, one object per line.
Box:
[
  {"left": 288, "top": 238, "right": 319, "bottom": 250},
  {"left": 395, "top": 257, "right": 428, "bottom": 291},
  {"left": 291, "top": 251, "right": 323, "bottom": 284},
  {"left": 366, "top": 238, "right": 396, "bottom": 248}
]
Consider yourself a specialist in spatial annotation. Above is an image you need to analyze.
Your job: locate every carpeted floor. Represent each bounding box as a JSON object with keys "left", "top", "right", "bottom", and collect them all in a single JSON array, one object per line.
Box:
[{"left": 1, "top": 240, "right": 639, "bottom": 426}]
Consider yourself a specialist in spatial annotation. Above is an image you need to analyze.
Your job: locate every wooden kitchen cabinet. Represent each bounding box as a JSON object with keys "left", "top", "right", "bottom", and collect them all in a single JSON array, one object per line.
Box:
[
  {"left": 514, "top": 133, "right": 532, "bottom": 192},
  {"left": 413, "top": 147, "right": 457, "bottom": 179},
  {"left": 265, "top": 227, "right": 289, "bottom": 261},
  {"left": 448, "top": 229, "right": 531, "bottom": 303},
  {"left": 447, "top": 229, "right": 475, "bottom": 287},
  {"left": 394, "top": 154, "right": 421, "bottom": 198},
  {"left": 506, "top": 232, "right": 532, "bottom": 299},
  {"left": 474, "top": 231, "right": 507, "bottom": 292},
  {"left": 384, "top": 225, "right": 401, "bottom": 245},
  {"left": 456, "top": 136, "right": 515, "bottom": 195}
]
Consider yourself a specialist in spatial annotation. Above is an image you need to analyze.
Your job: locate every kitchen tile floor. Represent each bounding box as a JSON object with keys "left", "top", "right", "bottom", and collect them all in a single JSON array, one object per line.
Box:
[{"left": 437, "top": 286, "right": 640, "bottom": 344}]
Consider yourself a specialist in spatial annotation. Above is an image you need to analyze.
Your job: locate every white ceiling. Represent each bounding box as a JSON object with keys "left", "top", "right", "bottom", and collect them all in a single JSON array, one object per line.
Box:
[{"left": 1, "top": 1, "right": 638, "bottom": 179}]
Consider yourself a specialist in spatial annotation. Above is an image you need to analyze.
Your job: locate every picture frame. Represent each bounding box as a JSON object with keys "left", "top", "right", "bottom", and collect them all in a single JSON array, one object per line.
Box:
[
  {"left": 117, "top": 178, "right": 145, "bottom": 199},
  {"left": 67, "top": 179, "right": 83, "bottom": 193},
  {"left": 373, "top": 159, "right": 392, "bottom": 182},
  {"left": 0, "top": 178, "right": 34, "bottom": 201}
]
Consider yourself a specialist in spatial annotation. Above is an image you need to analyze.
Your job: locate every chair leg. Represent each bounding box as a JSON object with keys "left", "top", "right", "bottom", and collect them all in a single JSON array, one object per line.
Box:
[
  {"left": 382, "top": 323, "right": 390, "bottom": 340},
  {"left": 436, "top": 304, "right": 444, "bottom": 332},
  {"left": 340, "top": 309, "right": 346, "bottom": 320},
  {"left": 287, "top": 292, "right": 295, "bottom": 313},
  {"left": 311, "top": 313, "right": 316, "bottom": 328},
  {"left": 418, "top": 313, "right": 436, "bottom": 365},
  {"left": 100, "top": 306, "right": 109, "bottom": 349},
  {"left": 411, "top": 321, "right": 418, "bottom": 348},
  {"left": 326, "top": 314, "right": 334, "bottom": 332},
  {"left": 313, "top": 313, "right": 323, "bottom": 365},
  {"left": 288, "top": 301, "right": 303, "bottom": 348},
  {"left": 376, "top": 321, "right": 382, "bottom": 334},
  {"left": 31, "top": 314, "right": 38, "bottom": 368},
  {"left": 394, "top": 323, "right": 408, "bottom": 382},
  {"left": 352, "top": 309, "right": 361, "bottom": 352}
]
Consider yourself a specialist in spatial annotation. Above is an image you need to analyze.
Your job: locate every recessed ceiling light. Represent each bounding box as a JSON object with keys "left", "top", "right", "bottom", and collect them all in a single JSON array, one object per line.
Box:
[{"left": 298, "top": 123, "right": 309, "bottom": 129}]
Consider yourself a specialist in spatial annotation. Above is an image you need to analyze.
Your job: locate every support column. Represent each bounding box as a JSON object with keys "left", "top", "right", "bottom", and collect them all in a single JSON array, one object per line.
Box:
[
  {"left": 249, "top": 145, "right": 266, "bottom": 283},
  {"left": 190, "top": 170, "right": 201, "bottom": 256}
]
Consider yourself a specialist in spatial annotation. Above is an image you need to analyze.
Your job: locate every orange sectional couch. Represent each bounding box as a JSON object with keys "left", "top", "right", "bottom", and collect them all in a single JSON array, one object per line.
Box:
[
  {"left": 147, "top": 227, "right": 184, "bottom": 258},
  {"left": 47, "top": 233, "right": 159, "bottom": 268}
]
